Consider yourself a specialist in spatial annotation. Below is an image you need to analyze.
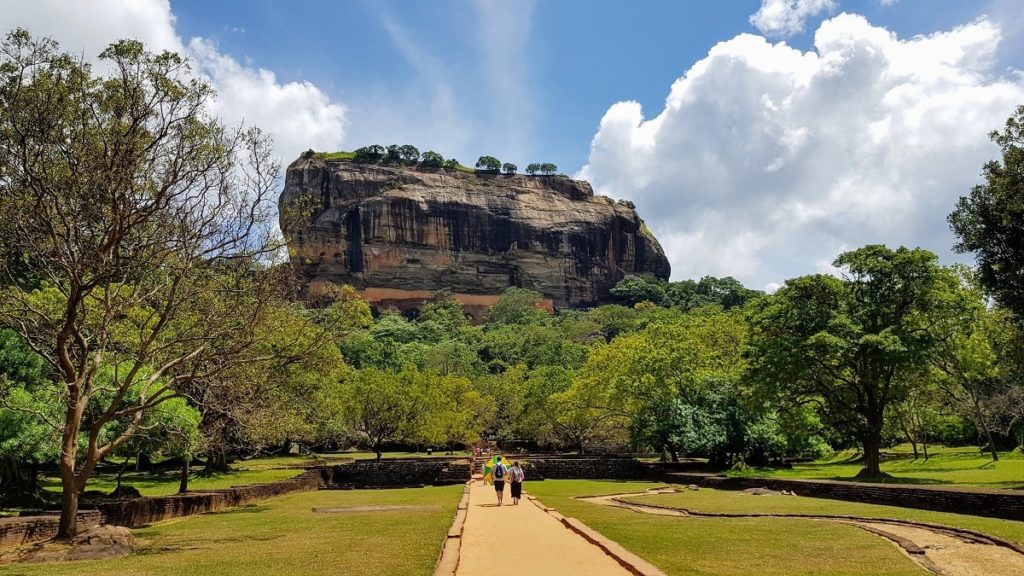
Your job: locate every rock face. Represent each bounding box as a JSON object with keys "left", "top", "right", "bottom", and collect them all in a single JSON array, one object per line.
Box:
[{"left": 280, "top": 158, "right": 670, "bottom": 308}]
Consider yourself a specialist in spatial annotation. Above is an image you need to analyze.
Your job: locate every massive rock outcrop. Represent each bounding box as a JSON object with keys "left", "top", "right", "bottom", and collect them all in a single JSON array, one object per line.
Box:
[{"left": 280, "top": 157, "right": 670, "bottom": 309}]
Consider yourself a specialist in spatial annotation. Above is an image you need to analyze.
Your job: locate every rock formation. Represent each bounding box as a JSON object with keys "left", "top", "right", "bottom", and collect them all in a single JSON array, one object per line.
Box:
[{"left": 280, "top": 157, "right": 670, "bottom": 309}]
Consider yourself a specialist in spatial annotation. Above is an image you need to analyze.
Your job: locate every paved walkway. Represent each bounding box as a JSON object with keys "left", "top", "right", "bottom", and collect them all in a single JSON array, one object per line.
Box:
[{"left": 456, "top": 480, "right": 633, "bottom": 576}]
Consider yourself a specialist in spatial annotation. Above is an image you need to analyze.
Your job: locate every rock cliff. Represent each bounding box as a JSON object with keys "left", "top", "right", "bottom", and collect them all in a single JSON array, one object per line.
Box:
[{"left": 280, "top": 158, "right": 670, "bottom": 308}]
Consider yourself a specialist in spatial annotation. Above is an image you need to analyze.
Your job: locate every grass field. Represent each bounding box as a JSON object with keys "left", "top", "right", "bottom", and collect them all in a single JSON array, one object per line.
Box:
[
  {"left": 36, "top": 455, "right": 327, "bottom": 498},
  {"left": 527, "top": 480, "right": 928, "bottom": 576},
  {"left": 0, "top": 486, "right": 462, "bottom": 576},
  {"left": 31, "top": 453, "right": 468, "bottom": 500},
  {"left": 625, "top": 487, "right": 1024, "bottom": 545},
  {"left": 731, "top": 444, "right": 1024, "bottom": 489}
]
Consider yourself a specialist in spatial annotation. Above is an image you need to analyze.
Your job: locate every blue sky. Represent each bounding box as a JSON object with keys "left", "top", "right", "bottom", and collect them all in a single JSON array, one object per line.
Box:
[
  {"left": 3, "top": 0, "right": 1023, "bottom": 288},
  {"left": 165, "top": 0, "right": 1004, "bottom": 172}
]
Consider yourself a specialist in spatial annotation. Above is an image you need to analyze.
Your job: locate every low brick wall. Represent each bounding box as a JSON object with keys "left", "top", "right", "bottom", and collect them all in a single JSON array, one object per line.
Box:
[
  {"left": 661, "top": 472, "right": 1024, "bottom": 521},
  {"left": 524, "top": 458, "right": 644, "bottom": 480},
  {"left": 0, "top": 511, "right": 101, "bottom": 550},
  {"left": 97, "top": 468, "right": 323, "bottom": 527},
  {"left": 328, "top": 460, "right": 470, "bottom": 487}
]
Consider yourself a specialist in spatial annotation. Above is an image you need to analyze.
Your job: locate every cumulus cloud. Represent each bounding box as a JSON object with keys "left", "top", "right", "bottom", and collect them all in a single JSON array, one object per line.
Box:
[
  {"left": 188, "top": 39, "right": 346, "bottom": 160},
  {"left": 750, "top": 0, "right": 837, "bottom": 37},
  {"left": 0, "top": 0, "right": 345, "bottom": 162},
  {"left": 580, "top": 14, "right": 1024, "bottom": 290}
]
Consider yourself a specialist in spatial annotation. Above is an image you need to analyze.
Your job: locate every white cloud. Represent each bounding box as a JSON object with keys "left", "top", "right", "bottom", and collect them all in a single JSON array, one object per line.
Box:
[
  {"left": 188, "top": 38, "right": 346, "bottom": 161},
  {"left": 580, "top": 14, "right": 1024, "bottom": 287},
  {"left": 0, "top": 0, "right": 345, "bottom": 162},
  {"left": 750, "top": 0, "right": 837, "bottom": 37}
]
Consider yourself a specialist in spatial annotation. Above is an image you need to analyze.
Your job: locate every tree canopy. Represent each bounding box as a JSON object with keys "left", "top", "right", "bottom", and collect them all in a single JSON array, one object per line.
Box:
[{"left": 949, "top": 105, "right": 1024, "bottom": 320}]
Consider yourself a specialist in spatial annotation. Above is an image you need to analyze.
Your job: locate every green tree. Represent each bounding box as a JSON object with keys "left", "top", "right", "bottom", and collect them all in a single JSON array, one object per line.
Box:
[
  {"left": 385, "top": 144, "right": 402, "bottom": 164},
  {"left": 949, "top": 105, "right": 1024, "bottom": 320},
  {"left": 354, "top": 145, "right": 386, "bottom": 163},
  {"left": 0, "top": 31, "right": 309, "bottom": 537},
  {"left": 926, "top": 267, "right": 1021, "bottom": 460},
  {"left": 0, "top": 328, "right": 53, "bottom": 501},
  {"left": 420, "top": 150, "right": 444, "bottom": 168},
  {"left": 526, "top": 163, "right": 541, "bottom": 175},
  {"left": 398, "top": 144, "right": 420, "bottom": 165},
  {"left": 502, "top": 162, "right": 517, "bottom": 175},
  {"left": 539, "top": 163, "right": 558, "bottom": 175},
  {"left": 475, "top": 155, "right": 501, "bottom": 171},
  {"left": 422, "top": 375, "right": 492, "bottom": 453},
  {"left": 486, "top": 287, "right": 549, "bottom": 326},
  {"left": 610, "top": 275, "right": 667, "bottom": 306},
  {"left": 747, "top": 245, "right": 948, "bottom": 477},
  {"left": 443, "top": 158, "right": 461, "bottom": 171},
  {"left": 341, "top": 368, "right": 430, "bottom": 460}
]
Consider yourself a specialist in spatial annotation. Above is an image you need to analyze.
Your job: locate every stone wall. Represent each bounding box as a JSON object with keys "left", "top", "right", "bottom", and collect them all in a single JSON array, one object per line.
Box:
[
  {"left": 97, "top": 469, "right": 323, "bottom": 527},
  {"left": 661, "top": 472, "right": 1024, "bottom": 521},
  {"left": 0, "top": 511, "right": 101, "bottom": 550},
  {"left": 523, "top": 458, "right": 644, "bottom": 480},
  {"left": 328, "top": 459, "right": 470, "bottom": 487}
]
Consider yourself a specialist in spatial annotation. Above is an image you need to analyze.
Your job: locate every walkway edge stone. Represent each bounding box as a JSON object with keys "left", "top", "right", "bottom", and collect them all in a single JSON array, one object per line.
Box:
[
  {"left": 528, "top": 494, "right": 667, "bottom": 576},
  {"left": 434, "top": 482, "right": 471, "bottom": 576}
]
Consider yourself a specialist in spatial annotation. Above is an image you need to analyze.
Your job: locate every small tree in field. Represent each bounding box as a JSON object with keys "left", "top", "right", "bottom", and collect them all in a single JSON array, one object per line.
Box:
[{"left": 0, "top": 30, "right": 316, "bottom": 538}]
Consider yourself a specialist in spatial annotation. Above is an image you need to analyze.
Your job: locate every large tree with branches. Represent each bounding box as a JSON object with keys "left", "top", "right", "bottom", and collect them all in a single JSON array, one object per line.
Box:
[{"left": 0, "top": 30, "right": 311, "bottom": 538}]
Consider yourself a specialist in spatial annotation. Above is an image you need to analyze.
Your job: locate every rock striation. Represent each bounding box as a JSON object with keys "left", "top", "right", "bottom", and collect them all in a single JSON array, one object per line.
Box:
[{"left": 280, "top": 158, "right": 670, "bottom": 308}]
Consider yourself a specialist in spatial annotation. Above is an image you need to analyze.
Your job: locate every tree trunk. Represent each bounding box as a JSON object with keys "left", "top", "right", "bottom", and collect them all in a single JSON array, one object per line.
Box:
[
  {"left": 57, "top": 397, "right": 85, "bottom": 540},
  {"left": 909, "top": 438, "right": 919, "bottom": 461},
  {"left": 972, "top": 396, "right": 999, "bottom": 461},
  {"left": 858, "top": 426, "right": 884, "bottom": 478},
  {"left": 668, "top": 447, "right": 680, "bottom": 463},
  {"left": 922, "top": 440, "right": 930, "bottom": 461},
  {"left": 56, "top": 467, "right": 80, "bottom": 539},
  {"left": 178, "top": 459, "right": 190, "bottom": 494},
  {"left": 203, "top": 448, "right": 230, "bottom": 474}
]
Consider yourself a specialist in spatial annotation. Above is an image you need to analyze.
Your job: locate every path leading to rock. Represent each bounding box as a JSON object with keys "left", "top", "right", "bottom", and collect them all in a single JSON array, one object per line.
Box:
[
  {"left": 580, "top": 489, "right": 1024, "bottom": 576},
  {"left": 455, "top": 481, "right": 634, "bottom": 576}
]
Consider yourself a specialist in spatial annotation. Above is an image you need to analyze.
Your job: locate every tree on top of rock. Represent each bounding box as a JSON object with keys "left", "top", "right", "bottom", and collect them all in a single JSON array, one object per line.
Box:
[
  {"left": 398, "top": 144, "right": 420, "bottom": 165},
  {"left": 526, "top": 163, "right": 541, "bottom": 175},
  {"left": 421, "top": 150, "right": 444, "bottom": 168},
  {"left": 502, "top": 162, "right": 517, "bottom": 175},
  {"left": 540, "top": 163, "right": 558, "bottom": 175},
  {"left": 475, "top": 155, "right": 501, "bottom": 171}
]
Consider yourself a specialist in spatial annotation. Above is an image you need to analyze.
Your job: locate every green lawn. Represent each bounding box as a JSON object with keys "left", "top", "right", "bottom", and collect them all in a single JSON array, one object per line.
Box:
[
  {"left": 625, "top": 487, "right": 1024, "bottom": 545},
  {"left": 0, "top": 486, "right": 462, "bottom": 576},
  {"left": 527, "top": 480, "right": 927, "bottom": 576},
  {"left": 38, "top": 455, "right": 328, "bottom": 498},
  {"left": 734, "top": 444, "right": 1024, "bottom": 489}
]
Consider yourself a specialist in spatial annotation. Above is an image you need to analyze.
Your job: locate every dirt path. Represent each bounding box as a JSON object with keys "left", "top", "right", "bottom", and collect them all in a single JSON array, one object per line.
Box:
[
  {"left": 456, "top": 481, "right": 634, "bottom": 576},
  {"left": 580, "top": 489, "right": 1024, "bottom": 576}
]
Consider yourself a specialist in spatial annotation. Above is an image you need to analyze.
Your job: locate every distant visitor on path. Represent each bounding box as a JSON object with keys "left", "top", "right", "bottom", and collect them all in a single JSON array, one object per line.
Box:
[
  {"left": 509, "top": 461, "right": 525, "bottom": 505},
  {"left": 483, "top": 455, "right": 510, "bottom": 506}
]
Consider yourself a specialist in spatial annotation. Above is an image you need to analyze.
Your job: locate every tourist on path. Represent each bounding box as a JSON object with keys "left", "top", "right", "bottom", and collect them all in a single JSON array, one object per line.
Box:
[
  {"left": 492, "top": 458, "right": 507, "bottom": 506},
  {"left": 509, "top": 461, "right": 525, "bottom": 505}
]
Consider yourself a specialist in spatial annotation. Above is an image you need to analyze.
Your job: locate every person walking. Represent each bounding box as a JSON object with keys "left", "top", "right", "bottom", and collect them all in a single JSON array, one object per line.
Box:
[
  {"left": 509, "top": 461, "right": 525, "bottom": 505},
  {"left": 492, "top": 458, "right": 507, "bottom": 506}
]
